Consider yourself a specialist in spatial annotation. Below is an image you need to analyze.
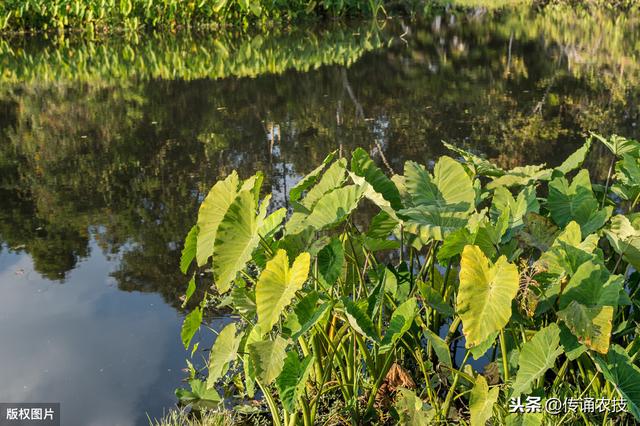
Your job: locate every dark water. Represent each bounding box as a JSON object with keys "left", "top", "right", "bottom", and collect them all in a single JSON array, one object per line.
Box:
[{"left": 0, "top": 7, "right": 639, "bottom": 425}]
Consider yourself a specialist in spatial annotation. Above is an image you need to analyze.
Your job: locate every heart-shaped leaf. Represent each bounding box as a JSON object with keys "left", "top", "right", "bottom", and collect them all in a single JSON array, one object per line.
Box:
[{"left": 457, "top": 245, "right": 519, "bottom": 348}]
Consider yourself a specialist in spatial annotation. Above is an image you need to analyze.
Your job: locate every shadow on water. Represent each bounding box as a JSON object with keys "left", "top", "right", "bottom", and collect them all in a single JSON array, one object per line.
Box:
[{"left": 0, "top": 5, "right": 639, "bottom": 424}]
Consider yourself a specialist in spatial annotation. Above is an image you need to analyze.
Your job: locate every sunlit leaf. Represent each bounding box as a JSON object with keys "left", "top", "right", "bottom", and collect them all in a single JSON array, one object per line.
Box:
[
  {"left": 256, "top": 250, "right": 310, "bottom": 333},
  {"left": 559, "top": 261, "right": 624, "bottom": 309},
  {"left": 182, "top": 275, "right": 196, "bottom": 308},
  {"left": 457, "top": 245, "right": 519, "bottom": 348},
  {"left": 196, "top": 171, "right": 239, "bottom": 266},
  {"left": 555, "top": 139, "right": 591, "bottom": 174},
  {"left": 302, "top": 158, "right": 347, "bottom": 208},
  {"left": 470, "top": 375, "right": 499, "bottom": 426},
  {"left": 289, "top": 151, "right": 335, "bottom": 202},
  {"left": 442, "top": 141, "right": 504, "bottom": 177},
  {"left": 175, "top": 379, "right": 221, "bottom": 409},
  {"left": 505, "top": 413, "right": 543, "bottom": 426},
  {"left": 258, "top": 207, "right": 286, "bottom": 239},
  {"left": 300, "top": 185, "right": 363, "bottom": 232},
  {"left": 206, "top": 323, "right": 241, "bottom": 387},
  {"left": 395, "top": 388, "right": 435, "bottom": 426},
  {"left": 557, "top": 301, "right": 612, "bottom": 354},
  {"left": 487, "top": 165, "right": 551, "bottom": 189},
  {"left": 180, "top": 225, "right": 198, "bottom": 274},
  {"left": 400, "top": 205, "right": 470, "bottom": 242},
  {"left": 605, "top": 214, "right": 640, "bottom": 270},
  {"left": 547, "top": 169, "right": 602, "bottom": 231},
  {"left": 181, "top": 306, "right": 202, "bottom": 350},
  {"left": 592, "top": 133, "right": 640, "bottom": 157},
  {"left": 213, "top": 190, "right": 267, "bottom": 293},
  {"left": 351, "top": 147, "right": 402, "bottom": 210},
  {"left": 248, "top": 336, "right": 289, "bottom": 385}
]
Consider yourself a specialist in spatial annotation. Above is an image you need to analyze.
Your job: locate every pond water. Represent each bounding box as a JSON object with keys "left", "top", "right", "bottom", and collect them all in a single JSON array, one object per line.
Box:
[{"left": 0, "top": 7, "right": 639, "bottom": 425}]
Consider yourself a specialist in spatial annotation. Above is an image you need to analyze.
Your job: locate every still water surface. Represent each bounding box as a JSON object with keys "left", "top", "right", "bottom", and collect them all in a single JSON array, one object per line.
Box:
[{"left": 0, "top": 7, "right": 639, "bottom": 425}]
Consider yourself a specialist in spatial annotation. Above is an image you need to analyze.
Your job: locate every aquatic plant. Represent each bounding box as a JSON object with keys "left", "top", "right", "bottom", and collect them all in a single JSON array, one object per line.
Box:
[{"left": 177, "top": 134, "right": 640, "bottom": 424}]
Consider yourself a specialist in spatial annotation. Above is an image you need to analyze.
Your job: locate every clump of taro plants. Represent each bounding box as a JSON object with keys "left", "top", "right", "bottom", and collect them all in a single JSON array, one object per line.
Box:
[{"left": 177, "top": 134, "right": 640, "bottom": 425}]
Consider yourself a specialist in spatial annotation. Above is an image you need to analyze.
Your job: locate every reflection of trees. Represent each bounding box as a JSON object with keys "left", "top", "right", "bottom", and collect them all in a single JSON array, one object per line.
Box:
[
  {"left": 0, "top": 7, "right": 639, "bottom": 306},
  {"left": 0, "top": 24, "right": 386, "bottom": 84}
]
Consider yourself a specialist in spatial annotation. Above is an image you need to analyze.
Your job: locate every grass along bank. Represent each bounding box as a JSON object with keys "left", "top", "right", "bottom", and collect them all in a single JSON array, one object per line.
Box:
[
  {"left": 0, "top": 0, "right": 395, "bottom": 33},
  {"left": 2, "top": 0, "right": 638, "bottom": 34}
]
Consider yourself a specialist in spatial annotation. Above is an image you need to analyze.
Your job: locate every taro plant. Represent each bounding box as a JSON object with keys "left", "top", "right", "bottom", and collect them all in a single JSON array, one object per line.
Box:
[{"left": 177, "top": 134, "right": 640, "bottom": 425}]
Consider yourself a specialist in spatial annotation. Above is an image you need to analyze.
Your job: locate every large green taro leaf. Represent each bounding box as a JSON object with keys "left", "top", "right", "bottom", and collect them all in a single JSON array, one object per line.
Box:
[
  {"left": 395, "top": 388, "right": 435, "bottom": 425},
  {"left": 511, "top": 324, "right": 563, "bottom": 397},
  {"left": 380, "top": 297, "right": 417, "bottom": 353},
  {"left": 491, "top": 185, "right": 538, "bottom": 231},
  {"left": 206, "top": 323, "right": 241, "bottom": 388},
  {"left": 457, "top": 245, "right": 519, "bottom": 348},
  {"left": 276, "top": 352, "right": 315, "bottom": 413},
  {"left": 400, "top": 205, "right": 470, "bottom": 242},
  {"left": 555, "top": 139, "right": 591, "bottom": 175},
  {"left": 288, "top": 185, "right": 363, "bottom": 234},
  {"left": 404, "top": 156, "right": 475, "bottom": 209},
  {"left": 605, "top": 214, "right": 640, "bottom": 270},
  {"left": 213, "top": 190, "right": 268, "bottom": 293},
  {"left": 289, "top": 151, "right": 335, "bottom": 202},
  {"left": 196, "top": 171, "right": 239, "bottom": 266},
  {"left": 180, "top": 224, "right": 198, "bottom": 274},
  {"left": 487, "top": 164, "right": 551, "bottom": 190},
  {"left": 442, "top": 141, "right": 504, "bottom": 177},
  {"left": 557, "top": 301, "right": 612, "bottom": 354},
  {"left": 248, "top": 336, "right": 289, "bottom": 385},
  {"left": 351, "top": 148, "right": 402, "bottom": 211},
  {"left": 559, "top": 261, "right": 624, "bottom": 310},
  {"left": 547, "top": 169, "right": 608, "bottom": 233},
  {"left": 256, "top": 250, "right": 310, "bottom": 334},
  {"left": 595, "top": 344, "right": 640, "bottom": 421},
  {"left": 470, "top": 375, "right": 499, "bottom": 426},
  {"left": 302, "top": 158, "right": 347, "bottom": 208},
  {"left": 592, "top": 133, "right": 640, "bottom": 157}
]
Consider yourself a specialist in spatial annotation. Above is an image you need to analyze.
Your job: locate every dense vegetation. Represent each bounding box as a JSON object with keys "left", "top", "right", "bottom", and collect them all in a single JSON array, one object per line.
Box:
[
  {"left": 0, "top": 0, "right": 396, "bottom": 33},
  {"left": 177, "top": 134, "right": 640, "bottom": 425},
  {"left": 1, "top": 0, "right": 637, "bottom": 34}
]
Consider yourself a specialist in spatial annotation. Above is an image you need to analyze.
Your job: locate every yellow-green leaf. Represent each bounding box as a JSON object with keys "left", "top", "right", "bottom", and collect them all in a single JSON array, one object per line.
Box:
[
  {"left": 470, "top": 375, "right": 499, "bottom": 426},
  {"left": 196, "top": 171, "right": 238, "bottom": 266},
  {"left": 457, "top": 245, "right": 519, "bottom": 348},
  {"left": 557, "top": 301, "right": 613, "bottom": 354},
  {"left": 206, "top": 323, "right": 241, "bottom": 388},
  {"left": 213, "top": 190, "right": 267, "bottom": 293},
  {"left": 256, "top": 250, "right": 310, "bottom": 334},
  {"left": 248, "top": 336, "right": 289, "bottom": 385}
]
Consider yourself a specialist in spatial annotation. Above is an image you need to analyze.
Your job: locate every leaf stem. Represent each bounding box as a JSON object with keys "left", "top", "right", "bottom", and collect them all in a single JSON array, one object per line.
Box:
[{"left": 500, "top": 328, "right": 510, "bottom": 383}]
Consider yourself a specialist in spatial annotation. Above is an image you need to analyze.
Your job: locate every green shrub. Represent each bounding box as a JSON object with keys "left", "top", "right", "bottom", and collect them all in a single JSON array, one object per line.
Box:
[
  {"left": 0, "top": 0, "right": 389, "bottom": 32},
  {"left": 177, "top": 134, "right": 640, "bottom": 424}
]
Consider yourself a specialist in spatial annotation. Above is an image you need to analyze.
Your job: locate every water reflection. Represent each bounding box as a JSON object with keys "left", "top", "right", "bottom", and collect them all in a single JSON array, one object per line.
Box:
[
  {"left": 0, "top": 241, "right": 200, "bottom": 426},
  {"left": 0, "top": 6, "right": 639, "bottom": 424}
]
